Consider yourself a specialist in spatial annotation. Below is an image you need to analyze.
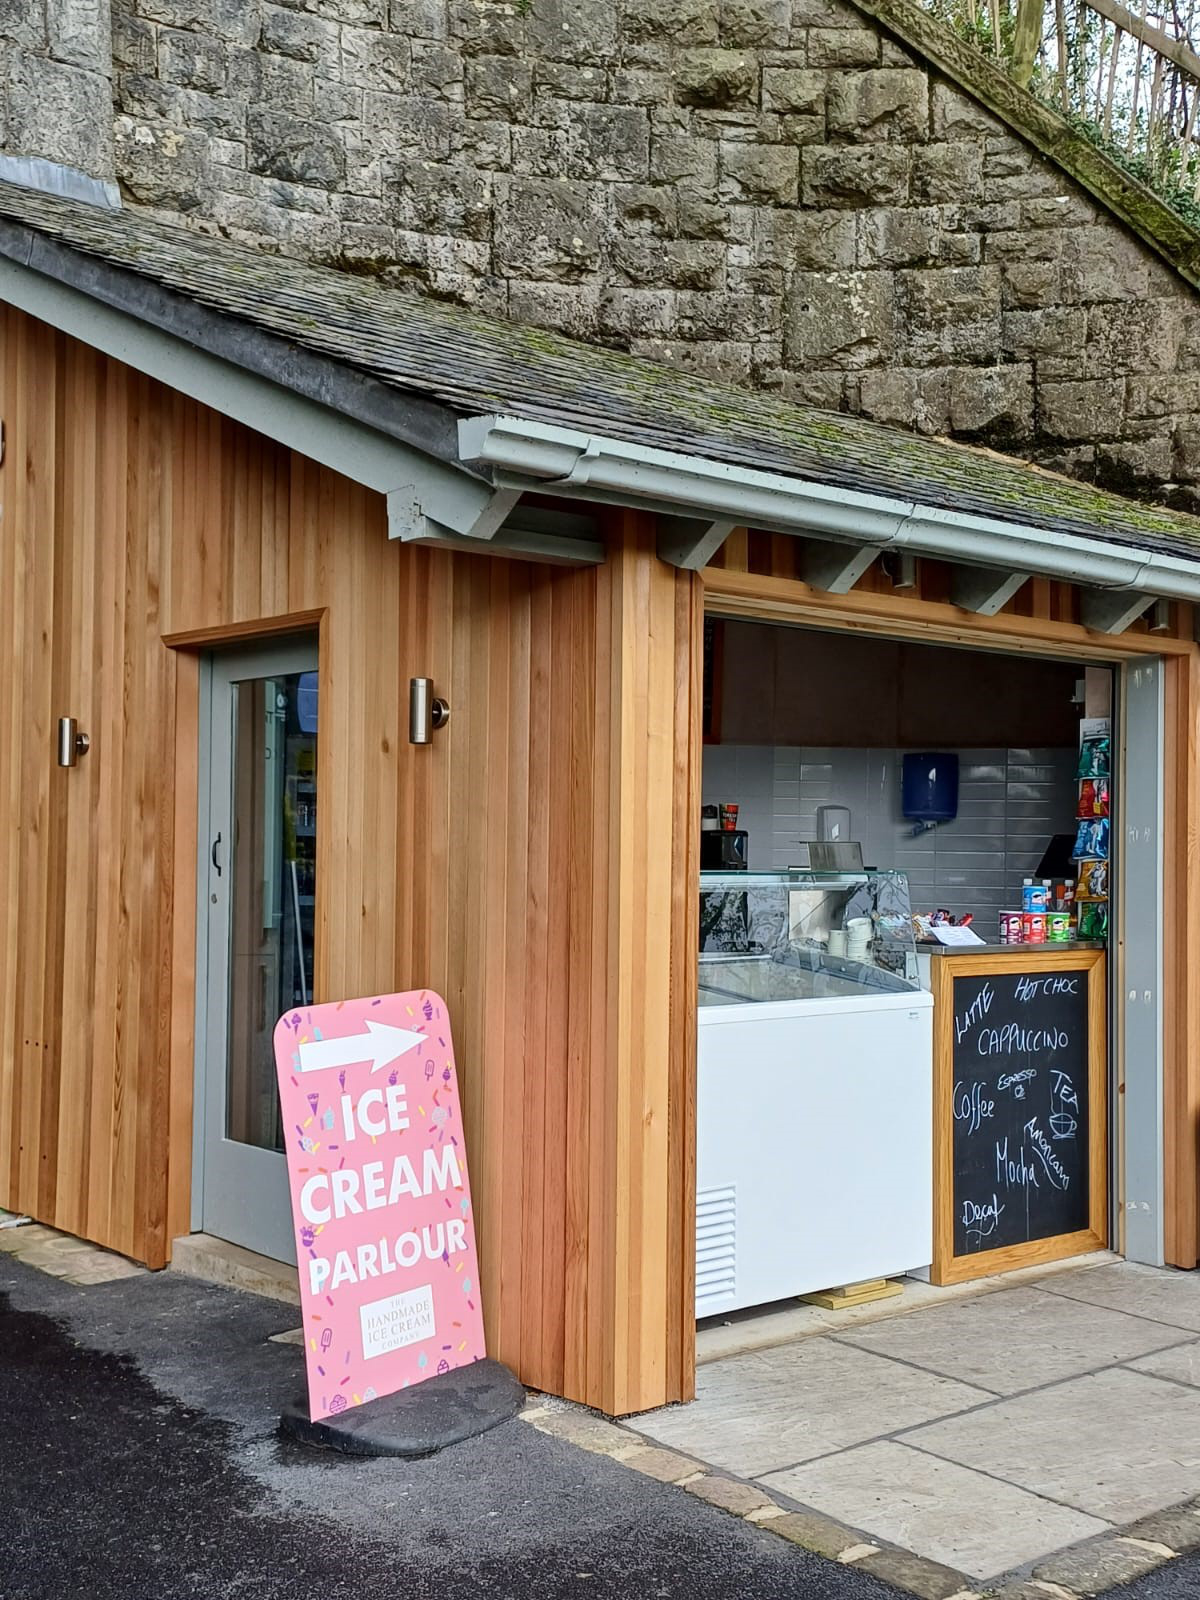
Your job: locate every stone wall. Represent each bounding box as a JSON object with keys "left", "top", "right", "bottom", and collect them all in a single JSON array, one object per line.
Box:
[
  {"left": 2, "top": 0, "right": 114, "bottom": 178},
  {"left": 7, "top": 0, "right": 1200, "bottom": 507}
]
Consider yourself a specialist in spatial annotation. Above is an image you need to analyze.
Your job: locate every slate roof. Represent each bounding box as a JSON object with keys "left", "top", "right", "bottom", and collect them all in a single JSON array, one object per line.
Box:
[{"left": 2, "top": 180, "right": 1200, "bottom": 561}]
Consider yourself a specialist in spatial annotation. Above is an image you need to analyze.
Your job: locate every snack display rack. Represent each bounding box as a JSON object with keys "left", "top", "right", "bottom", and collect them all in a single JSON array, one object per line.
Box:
[{"left": 1073, "top": 717, "right": 1110, "bottom": 942}]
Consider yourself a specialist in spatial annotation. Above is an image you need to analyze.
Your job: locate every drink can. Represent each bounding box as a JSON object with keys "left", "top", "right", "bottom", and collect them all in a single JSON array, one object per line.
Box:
[
  {"left": 1048, "top": 912, "right": 1071, "bottom": 942},
  {"left": 1000, "top": 911, "right": 1022, "bottom": 943},
  {"left": 1023, "top": 911, "right": 1047, "bottom": 943}
]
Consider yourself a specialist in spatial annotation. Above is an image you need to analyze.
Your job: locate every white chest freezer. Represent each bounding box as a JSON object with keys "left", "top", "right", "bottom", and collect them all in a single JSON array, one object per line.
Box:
[{"left": 696, "top": 973, "right": 934, "bottom": 1318}]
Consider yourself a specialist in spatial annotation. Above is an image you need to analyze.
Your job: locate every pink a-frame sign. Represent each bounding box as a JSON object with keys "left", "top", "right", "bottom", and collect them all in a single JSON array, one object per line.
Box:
[{"left": 273, "top": 989, "right": 486, "bottom": 1421}]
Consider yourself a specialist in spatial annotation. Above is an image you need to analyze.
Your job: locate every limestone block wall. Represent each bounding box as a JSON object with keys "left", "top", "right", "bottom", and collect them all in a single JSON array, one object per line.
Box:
[
  {"left": 7, "top": 0, "right": 1200, "bottom": 506},
  {"left": 2, "top": 0, "right": 114, "bottom": 177}
]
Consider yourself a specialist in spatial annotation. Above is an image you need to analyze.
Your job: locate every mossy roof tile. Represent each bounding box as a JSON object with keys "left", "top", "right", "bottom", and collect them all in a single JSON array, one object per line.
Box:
[{"left": 3, "top": 181, "right": 1200, "bottom": 561}]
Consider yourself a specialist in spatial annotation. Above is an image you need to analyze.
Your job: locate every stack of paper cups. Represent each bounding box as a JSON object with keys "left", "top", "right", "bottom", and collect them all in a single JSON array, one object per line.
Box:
[{"left": 845, "top": 916, "right": 871, "bottom": 961}]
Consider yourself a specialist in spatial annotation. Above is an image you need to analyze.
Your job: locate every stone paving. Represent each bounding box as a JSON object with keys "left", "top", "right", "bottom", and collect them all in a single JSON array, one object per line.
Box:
[
  {"left": 0, "top": 1219, "right": 145, "bottom": 1287},
  {"left": 607, "top": 1258, "right": 1200, "bottom": 1592}
]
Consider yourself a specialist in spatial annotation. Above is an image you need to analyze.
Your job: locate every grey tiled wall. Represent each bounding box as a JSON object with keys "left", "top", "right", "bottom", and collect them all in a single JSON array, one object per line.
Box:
[{"left": 702, "top": 745, "right": 1079, "bottom": 939}]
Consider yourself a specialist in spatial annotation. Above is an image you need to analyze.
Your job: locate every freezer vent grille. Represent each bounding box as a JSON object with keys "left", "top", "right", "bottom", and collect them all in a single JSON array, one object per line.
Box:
[{"left": 696, "top": 1185, "right": 736, "bottom": 1313}]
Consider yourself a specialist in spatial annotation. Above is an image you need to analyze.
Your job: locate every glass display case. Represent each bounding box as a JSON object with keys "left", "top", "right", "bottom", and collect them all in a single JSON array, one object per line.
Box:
[{"left": 698, "top": 869, "right": 920, "bottom": 1005}]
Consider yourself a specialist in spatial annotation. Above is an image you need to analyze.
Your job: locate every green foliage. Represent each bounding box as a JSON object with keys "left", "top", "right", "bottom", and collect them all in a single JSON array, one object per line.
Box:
[
  {"left": 1048, "top": 102, "right": 1200, "bottom": 231},
  {"left": 918, "top": 0, "right": 1200, "bottom": 236}
]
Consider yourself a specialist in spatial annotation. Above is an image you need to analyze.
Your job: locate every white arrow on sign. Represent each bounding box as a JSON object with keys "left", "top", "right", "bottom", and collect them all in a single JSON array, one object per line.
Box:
[{"left": 296, "top": 1021, "right": 427, "bottom": 1076}]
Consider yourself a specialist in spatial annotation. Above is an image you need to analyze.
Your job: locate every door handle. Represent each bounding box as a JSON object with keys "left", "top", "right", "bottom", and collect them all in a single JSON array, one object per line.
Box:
[{"left": 211, "top": 832, "right": 223, "bottom": 876}]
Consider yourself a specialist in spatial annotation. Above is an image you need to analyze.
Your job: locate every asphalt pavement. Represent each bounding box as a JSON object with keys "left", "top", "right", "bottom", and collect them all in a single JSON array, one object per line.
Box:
[
  {"left": 1112, "top": 1558, "right": 1200, "bottom": 1600},
  {"left": 0, "top": 1254, "right": 899, "bottom": 1600}
]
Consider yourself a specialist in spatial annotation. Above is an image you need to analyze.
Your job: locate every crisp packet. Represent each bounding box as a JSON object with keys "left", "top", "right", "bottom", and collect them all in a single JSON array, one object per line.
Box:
[
  {"left": 1076, "top": 857, "right": 1108, "bottom": 900},
  {"left": 1077, "top": 779, "right": 1110, "bottom": 819},
  {"left": 1078, "top": 901, "right": 1109, "bottom": 939},
  {"left": 1077, "top": 736, "right": 1110, "bottom": 778},
  {"left": 1072, "top": 818, "right": 1109, "bottom": 859}
]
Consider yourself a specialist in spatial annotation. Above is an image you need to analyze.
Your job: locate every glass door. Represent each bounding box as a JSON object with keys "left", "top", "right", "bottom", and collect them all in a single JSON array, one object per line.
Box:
[{"left": 199, "top": 640, "right": 318, "bottom": 1263}]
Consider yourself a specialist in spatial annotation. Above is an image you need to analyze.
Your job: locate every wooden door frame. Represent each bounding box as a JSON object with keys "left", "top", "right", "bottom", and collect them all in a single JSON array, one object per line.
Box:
[{"left": 700, "top": 563, "right": 1200, "bottom": 1271}]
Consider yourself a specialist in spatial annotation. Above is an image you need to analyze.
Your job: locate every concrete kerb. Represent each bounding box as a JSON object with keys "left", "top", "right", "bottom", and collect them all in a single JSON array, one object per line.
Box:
[{"left": 518, "top": 1400, "right": 1200, "bottom": 1600}]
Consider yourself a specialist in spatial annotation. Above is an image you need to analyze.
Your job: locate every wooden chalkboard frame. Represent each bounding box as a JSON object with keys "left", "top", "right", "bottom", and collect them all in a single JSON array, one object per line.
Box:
[{"left": 931, "top": 948, "right": 1108, "bottom": 1285}]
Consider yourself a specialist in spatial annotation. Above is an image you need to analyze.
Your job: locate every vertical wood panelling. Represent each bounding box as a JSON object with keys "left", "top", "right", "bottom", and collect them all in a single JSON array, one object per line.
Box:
[
  {"left": 0, "top": 306, "right": 701, "bottom": 1413},
  {"left": 590, "top": 518, "right": 701, "bottom": 1413}
]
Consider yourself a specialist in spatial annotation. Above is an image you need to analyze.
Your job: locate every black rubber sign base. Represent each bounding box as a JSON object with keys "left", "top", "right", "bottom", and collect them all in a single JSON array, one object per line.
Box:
[{"left": 279, "top": 1358, "right": 525, "bottom": 1458}]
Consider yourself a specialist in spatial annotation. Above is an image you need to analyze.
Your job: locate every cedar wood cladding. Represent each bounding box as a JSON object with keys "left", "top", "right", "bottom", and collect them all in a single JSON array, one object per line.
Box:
[{"left": 0, "top": 303, "right": 700, "bottom": 1414}]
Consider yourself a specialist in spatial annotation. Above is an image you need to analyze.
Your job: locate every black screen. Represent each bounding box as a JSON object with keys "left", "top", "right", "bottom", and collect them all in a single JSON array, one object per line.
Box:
[{"left": 950, "top": 968, "right": 1090, "bottom": 1256}]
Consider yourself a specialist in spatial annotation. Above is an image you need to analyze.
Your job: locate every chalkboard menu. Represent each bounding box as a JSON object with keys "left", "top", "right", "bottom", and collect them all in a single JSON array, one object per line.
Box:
[{"left": 933, "top": 952, "right": 1106, "bottom": 1284}]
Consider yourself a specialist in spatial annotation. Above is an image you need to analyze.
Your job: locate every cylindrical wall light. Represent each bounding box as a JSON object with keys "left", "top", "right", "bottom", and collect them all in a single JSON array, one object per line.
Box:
[
  {"left": 409, "top": 678, "right": 450, "bottom": 745},
  {"left": 1148, "top": 598, "right": 1173, "bottom": 634},
  {"left": 57, "top": 716, "right": 90, "bottom": 768}
]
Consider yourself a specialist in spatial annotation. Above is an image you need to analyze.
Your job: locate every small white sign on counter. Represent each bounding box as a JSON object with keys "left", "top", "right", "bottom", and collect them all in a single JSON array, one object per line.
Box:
[{"left": 931, "top": 925, "right": 986, "bottom": 947}]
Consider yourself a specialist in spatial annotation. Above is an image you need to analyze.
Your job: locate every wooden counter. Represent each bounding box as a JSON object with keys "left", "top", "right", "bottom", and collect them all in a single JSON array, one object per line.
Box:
[{"left": 931, "top": 946, "right": 1107, "bottom": 1286}]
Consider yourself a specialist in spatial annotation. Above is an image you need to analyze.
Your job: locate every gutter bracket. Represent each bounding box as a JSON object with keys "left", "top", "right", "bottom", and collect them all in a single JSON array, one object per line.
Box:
[
  {"left": 387, "top": 489, "right": 603, "bottom": 567},
  {"left": 658, "top": 516, "right": 739, "bottom": 570},
  {"left": 799, "top": 538, "right": 881, "bottom": 595},
  {"left": 387, "top": 485, "right": 524, "bottom": 544},
  {"left": 1080, "top": 588, "right": 1156, "bottom": 634},
  {"left": 455, "top": 484, "right": 524, "bottom": 541},
  {"left": 951, "top": 567, "right": 1029, "bottom": 616}
]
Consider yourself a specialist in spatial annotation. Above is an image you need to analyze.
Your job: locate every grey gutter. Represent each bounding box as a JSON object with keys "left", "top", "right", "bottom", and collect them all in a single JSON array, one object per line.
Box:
[{"left": 459, "top": 414, "right": 1200, "bottom": 603}]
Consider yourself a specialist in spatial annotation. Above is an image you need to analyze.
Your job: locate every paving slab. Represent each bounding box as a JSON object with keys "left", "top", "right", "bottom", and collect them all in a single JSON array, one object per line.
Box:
[
  {"left": 696, "top": 1252, "right": 1116, "bottom": 1367},
  {"left": 903, "top": 1367, "right": 1200, "bottom": 1523},
  {"left": 0, "top": 1225, "right": 55, "bottom": 1253},
  {"left": 1037, "top": 1261, "right": 1200, "bottom": 1333},
  {"left": 1129, "top": 1341, "right": 1200, "bottom": 1389},
  {"left": 635, "top": 1337, "right": 990, "bottom": 1479},
  {"left": 835, "top": 1285, "right": 1187, "bottom": 1395},
  {"left": 758, "top": 1439, "right": 1110, "bottom": 1581}
]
